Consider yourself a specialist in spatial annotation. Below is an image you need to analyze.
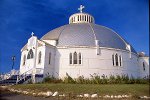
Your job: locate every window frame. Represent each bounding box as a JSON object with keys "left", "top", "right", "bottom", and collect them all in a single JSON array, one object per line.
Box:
[{"left": 69, "top": 52, "right": 82, "bottom": 65}]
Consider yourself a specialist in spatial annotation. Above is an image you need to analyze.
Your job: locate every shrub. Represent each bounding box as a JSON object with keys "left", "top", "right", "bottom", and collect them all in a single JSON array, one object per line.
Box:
[
  {"left": 90, "top": 73, "right": 101, "bottom": 84},
  {"left": 122, "top": 74, "right": 129, "bottom": 84},
  {"left": 109, "top": 75, "right": 116, "bottom": 84},
  {"left": 75, "top": 76, "right": 85, "bottom": 84},
  {"left": 43, "top": 73, "right": 149, "bottom": 84},
  {"left": 63, "top": 73, "right": 76, "bottom": 84},
  {"left": 43, "top": 75, "right": 62, "bottom": 83}
]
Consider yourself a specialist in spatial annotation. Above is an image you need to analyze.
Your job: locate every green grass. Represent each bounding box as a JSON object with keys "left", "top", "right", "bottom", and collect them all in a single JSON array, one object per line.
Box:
[{"left": 11, "top": 83, "right": 149, "bottom": 96}]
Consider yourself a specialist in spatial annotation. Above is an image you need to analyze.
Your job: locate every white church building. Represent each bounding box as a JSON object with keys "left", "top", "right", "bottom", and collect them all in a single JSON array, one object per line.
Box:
[{"left": 19, "top": 5, "right": 149, "bottom": 82}]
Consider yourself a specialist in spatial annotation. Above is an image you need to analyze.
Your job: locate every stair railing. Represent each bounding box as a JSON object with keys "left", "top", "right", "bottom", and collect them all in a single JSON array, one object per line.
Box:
[
  {"left": 16, "top": 68, "right": 33, "bottom": 84},
  {"left": 16, "top": 68, "right": 44, "bottom": 84}
]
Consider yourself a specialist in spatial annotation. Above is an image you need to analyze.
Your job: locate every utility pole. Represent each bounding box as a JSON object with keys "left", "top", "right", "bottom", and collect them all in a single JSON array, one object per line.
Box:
[{"left": 11, "top": 56, "right": 15, "bottom": 70}]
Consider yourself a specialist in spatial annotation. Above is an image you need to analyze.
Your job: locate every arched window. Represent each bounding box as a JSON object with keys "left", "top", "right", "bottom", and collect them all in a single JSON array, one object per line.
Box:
[
  {"left": 73, "top": 52, "right": 77, "bottom": 64},
  {"left": 49, "top": 53, "right": 51, "bottom": 64},
  {"left": 143, "top": 62, "right": 145, "bottom": 71},
  {"left": 115, "top": 54, "right": 118, "bottom": 66},
  {"left": 119, "top": 55, "right": 122, "bottom": 66},
  {"left": 69, "top": 53, "right": 72, "bottom": 64},
  {"left": 79, "top": 53, "right": 82, "bottom": 64},
  {"left": 69, "top": 52, "right": 82, "bottom": 65},
  {"left": 112, "top": 54, "right": 114, "bottom": 66},
  {"left": 23, "top": 55, "right": 26, "bottom": 65},
  {"left": 38, "top": 51, "right": 42, "bottom": 64},
  {"left": 27, "top": 49, "right": 34, "bottom": 59}
]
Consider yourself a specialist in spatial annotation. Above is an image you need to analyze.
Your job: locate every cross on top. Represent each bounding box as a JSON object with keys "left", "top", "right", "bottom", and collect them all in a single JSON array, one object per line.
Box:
[
  {"left": 78, "top": 5, "right": 85, "bottom": 13},
  {"left": 31, "top": 32, "right": 34, "bottom": 36}
]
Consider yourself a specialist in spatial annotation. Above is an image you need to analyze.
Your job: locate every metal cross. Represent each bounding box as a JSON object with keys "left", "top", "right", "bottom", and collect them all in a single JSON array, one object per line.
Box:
[{"left": 78, "top": 5, "right": 85, "bottom": 13}]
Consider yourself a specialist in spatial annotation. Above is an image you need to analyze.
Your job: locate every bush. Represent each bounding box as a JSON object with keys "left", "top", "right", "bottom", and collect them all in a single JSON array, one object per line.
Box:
[
  {"left": 109, "top": 75, "right": 116, "bottom": 84},
  {"left": 42, "top": 73, "right": 149, "bottom": 84},
  {"left": 63, "top": 73, "right": 76, "bottom": 84},
  {"left": 43, "top": 76, "right": 62, "bottom": 83},
  {"left": 75, "top": 76, "right": 85, "bottom": 84}
]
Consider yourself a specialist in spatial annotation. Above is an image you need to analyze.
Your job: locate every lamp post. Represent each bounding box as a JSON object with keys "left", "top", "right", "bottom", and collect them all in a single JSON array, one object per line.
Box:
[{"left": 11, "top": 56, "right": 15, "bottom": 70}]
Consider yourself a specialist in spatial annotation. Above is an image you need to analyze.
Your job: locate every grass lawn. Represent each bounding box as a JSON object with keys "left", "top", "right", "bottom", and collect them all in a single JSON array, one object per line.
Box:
[{"left": 10, "top": 83, "right": 149, "bottom": 96}]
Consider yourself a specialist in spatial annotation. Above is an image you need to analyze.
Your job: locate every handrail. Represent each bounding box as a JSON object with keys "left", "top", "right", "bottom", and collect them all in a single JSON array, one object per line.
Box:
[
  {"left": 16, "top": 68, "right": 33, "bottom": 83},
  {"left": 16, "top": 68, "right": 44, "bottom": 84}
]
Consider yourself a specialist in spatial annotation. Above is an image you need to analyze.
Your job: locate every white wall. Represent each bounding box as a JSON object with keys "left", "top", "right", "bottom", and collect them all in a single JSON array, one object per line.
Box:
[
  {"left": 139, "top": 57, "right": 149, "bottom": 78},
  {"left": 20, "top": 50, "right": 33, "bottom": 74},
  {"left": 43, "top": 45, "right": 56, "bottom": 77},
  {"left": 20, "top": 37, "right": 148, "bottom": 80},
  {"left": 55, "top": 47, "right": 140, "bottom": 78},
  {"left": 20, "top": 36, "right": 46, "bottom": 75}
]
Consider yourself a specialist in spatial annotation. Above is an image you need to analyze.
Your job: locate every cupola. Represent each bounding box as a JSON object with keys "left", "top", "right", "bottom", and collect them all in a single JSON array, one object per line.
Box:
[{"left": 69, "top": 5, "right": 95, "bottom": 24}]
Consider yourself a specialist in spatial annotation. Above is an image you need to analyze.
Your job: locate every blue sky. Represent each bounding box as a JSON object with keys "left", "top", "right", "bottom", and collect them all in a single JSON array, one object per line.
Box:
[{"left": 0, "top": 0, "right": 149, "bottom": 73}]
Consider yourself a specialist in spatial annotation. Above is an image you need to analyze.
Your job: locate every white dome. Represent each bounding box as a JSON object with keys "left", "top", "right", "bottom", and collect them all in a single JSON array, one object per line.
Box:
[{"left": 41, "top": 23, "right": 136, "bottom": 53}]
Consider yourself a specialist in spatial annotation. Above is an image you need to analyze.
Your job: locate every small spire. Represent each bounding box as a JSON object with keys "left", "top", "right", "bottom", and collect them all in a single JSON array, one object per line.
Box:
[
  {"left": 31, "top": 32, "right": 34, "bottom": 36},
  {"left": 78, "top": 5, "right": 85, "bottom": 13}
]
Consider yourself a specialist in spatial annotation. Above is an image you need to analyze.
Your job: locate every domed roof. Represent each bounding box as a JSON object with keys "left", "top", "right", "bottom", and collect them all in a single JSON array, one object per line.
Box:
[
  {"left": 41, "top": 5, "right": 136, "bottom": 53},
  {"left": 41, "top": 23, "right": 136, "bottom": 53}
]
